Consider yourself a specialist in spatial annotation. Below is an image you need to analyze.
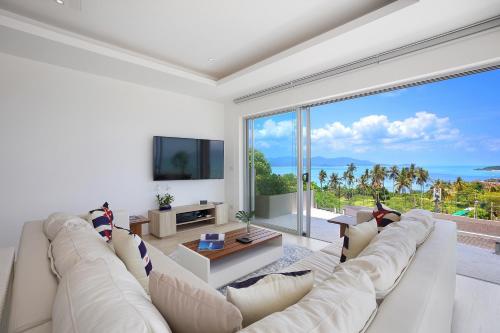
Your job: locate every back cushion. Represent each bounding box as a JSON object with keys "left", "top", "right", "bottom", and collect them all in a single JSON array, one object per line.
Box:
[
  {"left": 335, "top": 225, "right": 416, "bottom": 298},
  {"left": 53, "top": 258, "right": 170, "bottom": 333},
  {"left": 43, "top": 213, "right": 85, "bottom": 241},
  {"left": 49, "top": 222, "right": 120, "bottom": 279},
  {"left": 238, "top": 269, "right": 376, "bottom": 333}
]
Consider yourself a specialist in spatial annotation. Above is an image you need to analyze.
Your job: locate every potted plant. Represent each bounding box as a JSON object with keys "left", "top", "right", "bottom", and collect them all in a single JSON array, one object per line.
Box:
[
  {"left": 235, "top": 210, "right": 255, "bottom": 234},
  {"left": 156, "top": 193, "right": 174, "bottom": 211}
]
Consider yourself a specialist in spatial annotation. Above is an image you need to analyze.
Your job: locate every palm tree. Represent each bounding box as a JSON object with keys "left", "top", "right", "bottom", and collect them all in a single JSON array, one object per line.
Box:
[
  {"left": 388, "top": 165, "right": 399, "bottom": 193},
  {"left": 358, "top": 169, "right": 370, "bottom": 204},
  {"left": 329, "top": 172, "right": 342, "bottom": 211},
  {"left": 371, "top": 164, "right": 386, "bottom": 201},
  {"left": 416, "top": 167, "right": 430, "bottom": 207},
  {"left": 454, "top": 176, "right": 465, "bottom": 206},
  {"left": 328, "top": 172, "right": 340, "bottom": 191},
  {"left": 408, "top": 163, "right": 417, "bottom": 206},
  {"left": 318, "top": 169, "right": 327, "bottom": 191},
  {"left": 344, "top": 163, "right": 357, "bottom": 200},
  {"left": 395, "top": 167, "right": 411, "bottom": 194}
]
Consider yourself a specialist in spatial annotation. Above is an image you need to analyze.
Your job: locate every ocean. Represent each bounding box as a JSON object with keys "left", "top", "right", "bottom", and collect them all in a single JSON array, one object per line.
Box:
[{"left": 271, "top": 165, "right": 499, "bottom": 189}]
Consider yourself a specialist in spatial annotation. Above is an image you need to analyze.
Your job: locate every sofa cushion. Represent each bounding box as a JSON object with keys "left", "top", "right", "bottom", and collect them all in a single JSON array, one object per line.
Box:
[
  {"left": 340, "top": 219, "right": 378, "bottom": 263},
  {"left": 87, "top": 202, "right": 114, "bottom": 242},
  {"left": 113, "top": 226, "right": 153, "bottom": 292},
  {"left": 149, "top": 271, "right": 242, "bottom": 333},
  {"left": 335, "top": 225, "right": 416, "bottom": 298},
  {"left": 239, "top": 269, "right": 377, "bottom": 333},
  {"left": 227, "top": 271, "right": 314, "bottom": 327},
  {"left": 50, "top": 222, "right": 120, "bottom": 278},
  {"left": 53, "top": 258, "right": 170, "bottom": 333}
]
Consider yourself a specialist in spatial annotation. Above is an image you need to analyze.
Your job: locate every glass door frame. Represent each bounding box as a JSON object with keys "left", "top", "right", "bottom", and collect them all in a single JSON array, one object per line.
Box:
[{"left": 244, "top": 107, "right": 312, "bottom": 237}]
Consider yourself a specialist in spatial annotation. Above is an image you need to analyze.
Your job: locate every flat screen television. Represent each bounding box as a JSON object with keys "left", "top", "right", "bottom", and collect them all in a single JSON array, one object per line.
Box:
[{"left": 153, "top": 136, "right": 224, "bottom": 180}]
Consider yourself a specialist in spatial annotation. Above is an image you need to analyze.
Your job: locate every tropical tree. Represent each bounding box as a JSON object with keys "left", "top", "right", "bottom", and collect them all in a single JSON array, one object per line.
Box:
[
  {"left": 343, "top": 163, "right": 357, "bottom": 199},
  {"left": 358, "top": 169, "right": 371, "bottom": 203},
  {"left": 416, "top": 167, "right": 430, "bottom": 207},
  {"left": 388, "top": 165, "right": 399, "bottom": 193},
  {"left": 408, "top": 163, "right": 417, "bottom": 207},
  {"left": 395, "top": 167, "right": 411, "bottom": 194},
  {"left": 371, "top": 164, "right": 386, "bottom": 200},
  {"left": 318, "top": 169, "right": 327, "bottom": 191},
  {"left": 328, "top": 172, "right": 341, "bottom": 191}
]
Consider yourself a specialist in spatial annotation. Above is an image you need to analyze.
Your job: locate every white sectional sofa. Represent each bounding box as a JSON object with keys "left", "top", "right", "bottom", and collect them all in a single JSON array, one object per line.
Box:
[{"left": 4, "top": 210, "right": 456, "bottom": 333}]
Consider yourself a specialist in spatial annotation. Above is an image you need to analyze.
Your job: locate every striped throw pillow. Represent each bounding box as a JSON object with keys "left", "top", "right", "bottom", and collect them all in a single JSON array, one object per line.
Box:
[
  {"left": 372, "top": 201, "right": 401, "bottom": 232},
  {"left": 88, "top": 202, "right": 114, "bottom": 242},
  {"left": 112, "top": 226, "right": 153, "bottom": 292},
  {"left": 340, "top": 219, "right": 378, "bottom": 263}
]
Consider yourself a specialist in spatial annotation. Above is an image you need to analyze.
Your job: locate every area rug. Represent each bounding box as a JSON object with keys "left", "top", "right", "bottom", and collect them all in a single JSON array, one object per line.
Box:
[
  {"left": 456, "top": 243, "right": 500, "bottom": 285},
  {"left": 217, "top": 244, "right": 314, "bottom": 295}
]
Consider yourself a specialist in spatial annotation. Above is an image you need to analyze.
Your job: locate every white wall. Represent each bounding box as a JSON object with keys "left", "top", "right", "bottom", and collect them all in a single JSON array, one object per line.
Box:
[
  {"left": 224, "top": 28, "right": 500, "bottom": 217},
  {"left": 0, "top": 52, "right": 225, "bottom": 247}
]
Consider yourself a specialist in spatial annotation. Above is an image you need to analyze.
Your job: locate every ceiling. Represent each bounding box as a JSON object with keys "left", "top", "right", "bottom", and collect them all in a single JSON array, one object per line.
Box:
[
  {"left": 0, "top": 0, "right": 395, "bottom": 79},
  {"left": 1, "top": 0, "right": 500, "bottom": 102}
]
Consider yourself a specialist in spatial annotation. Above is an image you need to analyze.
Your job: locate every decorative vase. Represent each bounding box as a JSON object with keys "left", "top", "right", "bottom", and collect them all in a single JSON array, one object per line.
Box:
[
  {"left": 159, "top": 204, "right": 171, "bottom": 211},
  {"left": 246, "top": 222, "right": 251, "bottom": 234}
]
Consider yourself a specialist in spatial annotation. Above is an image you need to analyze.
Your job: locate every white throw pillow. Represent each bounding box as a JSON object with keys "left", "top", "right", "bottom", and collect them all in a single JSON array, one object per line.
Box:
[
  {"left": 49, "top": 222, "right": 120, "bottom": 278},
  {"left": 226, "top": 270, "right": 314, "bottom": 327},
  {"left": 335, "top": 225, "right": 416, "bottom": 298},
  {"left": 238, "top": 269, "right": 377, "bottom": 333},
  {"left": 43, "top": 213, "right": 88, "bottom": 241},
  {"left": 340, "top": 219, "right": 378, "bottom": 263},
  {"left": 149, "top": 271, "right": 243, "bottom": 333},
  {"left": 53, "top": 258, "right": 170, "bottom": 333},
  {"left": 113, "top": 226, "right": 153, "bottom": 292}
]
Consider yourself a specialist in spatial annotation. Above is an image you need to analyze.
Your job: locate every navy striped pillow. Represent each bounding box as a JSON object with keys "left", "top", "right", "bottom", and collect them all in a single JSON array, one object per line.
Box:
[{"left": 88, "top": 202, "right": 114, "bottom": 242}]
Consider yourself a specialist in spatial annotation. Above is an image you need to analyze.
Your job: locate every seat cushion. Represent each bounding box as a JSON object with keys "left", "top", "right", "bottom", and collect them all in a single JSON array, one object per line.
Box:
[
  {"left": 319, "top": 238, "right": 343, "bottom": 258},
  {"left": 239, "top": 269, "right": 377, "bottom": 333},
  {"left": 53, "top": 258, "right": 170, "bottom": 333},
  {"left": 149, "top": 271, "right": 242, "bottom": 333},
  {"left": 9, "top": 221, "right": 57, "bottom": 333}
]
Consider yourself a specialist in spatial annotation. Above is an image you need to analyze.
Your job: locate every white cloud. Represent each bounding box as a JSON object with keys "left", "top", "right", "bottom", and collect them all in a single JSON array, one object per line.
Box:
[
  {"left": 311, "top": 111, "right": 460, "bottom": 152},
  {"left": 255, "top": 119, "right": 294, "bottom": 138}
]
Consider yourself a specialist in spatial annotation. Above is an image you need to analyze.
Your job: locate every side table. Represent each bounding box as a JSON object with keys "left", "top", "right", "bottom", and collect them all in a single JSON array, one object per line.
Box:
[
  {"left": 327, "top": 215, "right": 357, "bottom": 238},
  {"left": 129, "top": 215, "right": 150, "bottom": 237}
]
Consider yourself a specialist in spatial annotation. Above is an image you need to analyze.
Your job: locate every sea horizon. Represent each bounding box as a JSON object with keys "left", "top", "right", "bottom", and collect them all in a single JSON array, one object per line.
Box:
[{"left": 271, "top": 164, "right": 499, "bottom": 188}]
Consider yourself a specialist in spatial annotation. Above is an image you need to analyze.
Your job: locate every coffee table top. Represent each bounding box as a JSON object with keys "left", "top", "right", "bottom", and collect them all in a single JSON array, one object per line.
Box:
[{"left": 182, "top": 226, "right": 282, "bottom": 261}]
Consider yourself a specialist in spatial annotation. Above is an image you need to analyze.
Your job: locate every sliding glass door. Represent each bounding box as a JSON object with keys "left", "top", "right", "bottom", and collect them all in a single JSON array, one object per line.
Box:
[{"left": 246, "top": 109, "right": 307, "bottom": 235}]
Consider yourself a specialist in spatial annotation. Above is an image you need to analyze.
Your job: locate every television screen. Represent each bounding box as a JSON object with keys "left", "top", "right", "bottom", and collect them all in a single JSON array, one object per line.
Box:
[{"left": 153, "top": 136, "right": 224, "bottom": 180}]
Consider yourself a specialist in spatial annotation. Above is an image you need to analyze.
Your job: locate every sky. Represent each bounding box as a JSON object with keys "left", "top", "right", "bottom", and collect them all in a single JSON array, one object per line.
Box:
[{"left": 252, "top": 69, "right": 500, "bottom": 166}]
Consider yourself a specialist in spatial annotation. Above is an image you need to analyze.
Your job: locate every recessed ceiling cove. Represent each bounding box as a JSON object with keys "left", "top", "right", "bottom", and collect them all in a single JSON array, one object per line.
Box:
[{"left": 0, "top": 0, "right": 396, "bottom": 79}]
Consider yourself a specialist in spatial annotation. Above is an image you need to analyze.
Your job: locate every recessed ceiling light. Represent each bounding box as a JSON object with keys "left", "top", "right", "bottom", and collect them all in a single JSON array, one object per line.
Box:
[
  {"left": 208, "top": 58, "right": 216, "bottom": 62},
  {"left": 55, "top": 0, "right": 64, "bottom": 5}
]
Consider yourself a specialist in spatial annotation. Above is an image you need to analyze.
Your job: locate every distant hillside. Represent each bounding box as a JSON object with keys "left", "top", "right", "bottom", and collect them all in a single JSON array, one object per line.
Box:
[
  {"left": 268, "top": 156, "right": 374, "bottom": 167},
  {"left": 475, "top": 166, "right": 500, "bottom": 171}
]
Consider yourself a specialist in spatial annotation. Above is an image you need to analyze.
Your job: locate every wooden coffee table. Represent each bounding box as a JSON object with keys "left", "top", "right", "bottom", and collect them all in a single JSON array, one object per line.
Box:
[{"left": 173, "top": 226, "right": 283, "bottom": 288}]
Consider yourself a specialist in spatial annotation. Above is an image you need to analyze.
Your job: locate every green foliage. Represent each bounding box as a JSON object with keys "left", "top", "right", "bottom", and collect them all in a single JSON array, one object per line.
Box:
[
  {"left": 248, "top": 149, "right": 272, "bottom": 176},
  {"left": 235, "top": 210, "right": 255, "bottom": 223},
  {"left": 251, "top": 149, "right": 297, "bottom": 196},
  {"left": 156, "top": 193, "right": 174, "bottom": 206}
]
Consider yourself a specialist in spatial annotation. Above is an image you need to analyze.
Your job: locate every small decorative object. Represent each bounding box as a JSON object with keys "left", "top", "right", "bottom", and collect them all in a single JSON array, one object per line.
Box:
[
  {"left": 200, "top": 200, "right": 208, "bottom": 205},
  {"left": 156, "top": 193, "right": 174, "bottom": 211},
  {"left": 235, "top": 210, "right": 255, "bottom": 234}
]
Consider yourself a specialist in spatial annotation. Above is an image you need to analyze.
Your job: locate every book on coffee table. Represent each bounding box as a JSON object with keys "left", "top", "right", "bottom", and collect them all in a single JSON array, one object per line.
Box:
[{"left": 198, "top": 233, "right": 225, "bottom": 251}]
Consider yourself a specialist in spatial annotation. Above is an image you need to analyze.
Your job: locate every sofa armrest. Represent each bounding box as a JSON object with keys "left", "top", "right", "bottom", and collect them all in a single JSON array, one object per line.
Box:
[
  {"left": 356, "top": 209, "right": 374, "bottom": 224},
  {"left": 0, "top": 247, "right": 15, "bottom": 333}
]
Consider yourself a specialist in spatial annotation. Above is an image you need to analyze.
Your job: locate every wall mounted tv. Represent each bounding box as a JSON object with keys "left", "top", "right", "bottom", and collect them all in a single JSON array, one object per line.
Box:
[{"left": 153, "top": 136, "right": 224, "bottom": 180}]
